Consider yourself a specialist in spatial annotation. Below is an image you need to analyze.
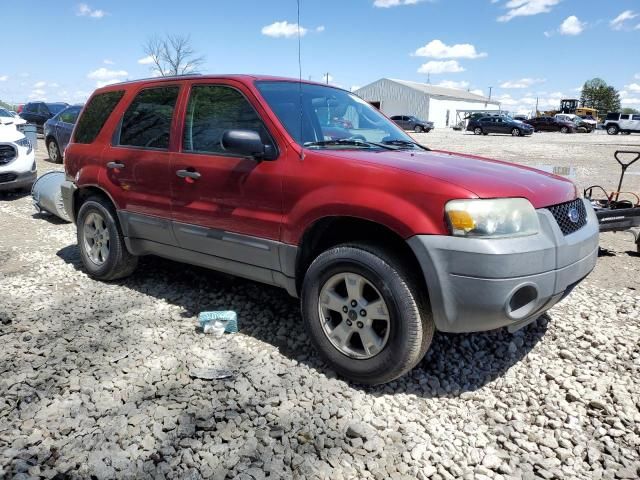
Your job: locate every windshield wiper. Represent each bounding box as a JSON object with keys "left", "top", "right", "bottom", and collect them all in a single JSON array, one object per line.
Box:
[
  {"left": 382, "top": 139, "right": 430, "bottom": 151},
  {"left": 304, "top": 139, "right": 396, "bottom": 150}
]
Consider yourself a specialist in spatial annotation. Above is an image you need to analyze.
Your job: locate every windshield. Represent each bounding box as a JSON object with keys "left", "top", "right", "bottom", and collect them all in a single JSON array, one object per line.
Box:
[{"left": 255, "top": 81, "right": 416, "bottom": 149}]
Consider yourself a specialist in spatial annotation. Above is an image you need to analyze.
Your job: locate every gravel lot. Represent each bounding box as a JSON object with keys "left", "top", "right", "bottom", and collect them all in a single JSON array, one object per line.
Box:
[{"left": 1, "top": 133, "right": 639, "bottom": 480}]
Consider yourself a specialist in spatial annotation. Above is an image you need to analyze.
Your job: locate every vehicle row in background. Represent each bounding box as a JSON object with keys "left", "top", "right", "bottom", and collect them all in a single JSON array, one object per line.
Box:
[
  {"left": 466, "top": 115, "right": 533, "bottom": 136},
  {"left": 390, "top": 115, "right": 433, "bottom": 133},
  {"left": 19, "top": 101, "right": 69, "bottom": 133},
  {"left": 524, "top": 116, "right": 576, "bottom": 133},
  {"left": 0, "top": 108, "right": 27, "bottom": 128}
]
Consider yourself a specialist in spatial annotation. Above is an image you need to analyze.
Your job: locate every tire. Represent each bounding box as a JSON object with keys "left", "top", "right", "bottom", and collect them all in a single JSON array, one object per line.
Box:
[
  {"left": 560, "top": 126, "right": 569, "bottom": 134},
  {"left": 301, "top": 244, "right": 435, "bottom": 385},
  {"left": 424, "top": 129, "right": 431, "bottom": 133},
  {"left": 511, "top": 128, "right": 521, "bottom": 137},
  {"left": 47, "top": 138, "right": 61, "bottom": 164},
  {"left": 77, "top": 196, "right": 138, "bottom": 281},
  {"left": 607, "top": 125, "right": 619, "bottom": 135},
  {"left": 414, "top": 125, "right": 423, "bottom": 133},
  {"left": 474, "top": 127, "right": 482, "bottom": 135}
]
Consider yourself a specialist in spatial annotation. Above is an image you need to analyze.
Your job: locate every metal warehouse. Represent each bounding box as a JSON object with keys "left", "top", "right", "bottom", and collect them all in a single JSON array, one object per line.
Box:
[{"left": 354, "top": 78, "right": 501, "bottom": 129}]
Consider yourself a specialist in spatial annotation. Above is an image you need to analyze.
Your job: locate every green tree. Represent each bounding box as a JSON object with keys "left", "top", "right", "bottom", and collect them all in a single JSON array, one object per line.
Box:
[
  {"left": 580, "top": 78, "right": 621, "bottom": 116},
  {"left": 621, "top": 107, "right": 639, "bottom": 114}
]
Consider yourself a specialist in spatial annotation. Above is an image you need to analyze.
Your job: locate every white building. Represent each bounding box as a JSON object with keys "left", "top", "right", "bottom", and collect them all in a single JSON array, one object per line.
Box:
[{"left": 354, "top": 78, "right": 501, "bottom": 128}]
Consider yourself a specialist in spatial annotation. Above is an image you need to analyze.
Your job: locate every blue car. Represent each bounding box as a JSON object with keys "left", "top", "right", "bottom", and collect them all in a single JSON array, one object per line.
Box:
[{"left": 43, "top": 105, "right": 83, "bottom": 163}]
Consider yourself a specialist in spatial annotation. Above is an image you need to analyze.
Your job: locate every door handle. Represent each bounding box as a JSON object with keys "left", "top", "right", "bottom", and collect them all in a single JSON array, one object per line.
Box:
[
  {"left": 176, "top": 169, "right": 201, "bottom": 180},
  {"left": 106, "top": 162, "right": 125, "bottom": 169}
]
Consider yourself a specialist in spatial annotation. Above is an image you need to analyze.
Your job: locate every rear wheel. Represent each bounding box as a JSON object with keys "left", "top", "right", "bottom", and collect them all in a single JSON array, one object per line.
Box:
[
  {"left": 301, "top": 244, "right": 434, "bottom": 385},
  {"left": 47, "top": 138, "right": 61, "bottom": 163},
  {"left": 622, "top": 131, "right": 631, "bottom": 135},
  {"left": 560, "top": 126, "right": 569, "bottom": 134},
  {"left": 607, "top": 125, "right": 619, "bottom": 135},
  {"left": 77, "top": 196, "right": 138, "bottom": 281},
  {"left": 511, "top": 128, "right": 521, "bottom": 137},
  {"left": 474, "top": 127, "right": 482, "bottom": 135}
]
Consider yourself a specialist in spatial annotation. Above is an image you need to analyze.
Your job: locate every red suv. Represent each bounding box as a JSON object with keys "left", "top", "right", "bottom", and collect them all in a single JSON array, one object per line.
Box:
[{"left": 62, "top": 75, "right": 599, "bottom": 384}]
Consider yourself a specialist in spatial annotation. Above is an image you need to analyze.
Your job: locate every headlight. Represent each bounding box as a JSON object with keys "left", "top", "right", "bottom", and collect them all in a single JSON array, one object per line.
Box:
[
  {"left": 15, "top": 137, "right": 32, "bottom": 155},
  {"left": 445, "top": 198, "right": 539, "bottom": 238}
]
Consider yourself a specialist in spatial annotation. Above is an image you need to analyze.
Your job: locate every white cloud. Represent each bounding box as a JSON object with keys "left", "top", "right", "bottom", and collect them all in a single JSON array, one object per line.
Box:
[
  {"left": 470, "top": 89, "right": 485, "bottom": 96},
  {"left": 87, "top": 67, "right": 128, "bottom": 80},
  {"left": 0, "top": 75, "right": 8, "bottom": 82},
  {"left": 50, "top": 83, "right": 59, "bottom": 88},
  {"left": 635, "top": 73, "right": 640, "bottom": 80},
  {"left": 95, "top": 79, "right": 121, "bottom": 88},
  {"left": 559, "top": 15, "right": 585, "bottom": 35},
  {"left": 373, "top": 0, "right": 423, "bottom": 7},
  {"left": 500, "top": 78, "right": 545, "bottom": 88},
  {"left": 261, "top": 21, "right": 307, "bottom": 38},
  {"left": 33, "top": 81, "right": 47, "bottom": 88},
  {"left": 437, "top": 80, "right": 470, "bottom": 89},
  {"left": 418, "top": 60, "right": 464, "bottom": 74},
  {"left": 137, "top": 55, "right": 156, "bottom": 65},
  {"left": 413, "top": 39, "right": 487, "bottom": 59},
  {"left": 497, "top": 0, "right": 560, "bottom": 22},
  {"left": 316, "top": 25, "right": 325, "bottom": 32},
  {"left": 76, "top": 3, "right": 106, "bottom": 18},
  {"left": 350, "top": 85, "right": 361, "bottom": 92},
  {"left": 625, "top": 83, "right": 640, "bottom": 92},
  {"left": 620, "top": 90, "right": 640, "bottom": 106},
  {"left": 103, "top": 59, "right": 114, "bottom": 65},
  {"left": 610, "top": 10, "right": 637, "bottom": 30}
]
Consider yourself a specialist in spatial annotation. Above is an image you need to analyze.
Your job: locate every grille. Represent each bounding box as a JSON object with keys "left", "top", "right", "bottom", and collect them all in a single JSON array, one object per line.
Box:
[
  {"left": 0, "top": 172, "right": 18, "bottom": 183},
  {"left": 0, "top": 145, "right": 16, "bottom": 165},
  {"left": 547, "top": 199, "right": 587, "bottom": 235}
]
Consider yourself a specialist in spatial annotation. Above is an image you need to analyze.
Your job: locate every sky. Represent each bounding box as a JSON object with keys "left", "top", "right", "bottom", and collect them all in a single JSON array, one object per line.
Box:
[{"left": 1, "top": 0, "right": 639, "bottom": 114}]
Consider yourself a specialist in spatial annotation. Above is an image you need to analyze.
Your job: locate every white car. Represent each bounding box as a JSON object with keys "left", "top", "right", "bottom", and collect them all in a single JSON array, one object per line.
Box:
[
  {"left": 0, "top": 124, "right": 36, "bottom": 192},
  {"left": 0, "top": 107, "right": 27, "bottom": 128}
]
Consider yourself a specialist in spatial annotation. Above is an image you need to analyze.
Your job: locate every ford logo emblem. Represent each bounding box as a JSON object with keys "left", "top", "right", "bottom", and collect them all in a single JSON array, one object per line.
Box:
[{"left": 568, "top": 207, "right": 580, "bottom": 223}]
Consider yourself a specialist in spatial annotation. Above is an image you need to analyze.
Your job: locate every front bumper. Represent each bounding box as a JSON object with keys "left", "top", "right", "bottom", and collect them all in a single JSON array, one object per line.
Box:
[
  {"left": 408, "top": 198, "right": 599, "bottom": 333},
  {"left": 0, "top": 169, "right": 37, "bottom": 191}
]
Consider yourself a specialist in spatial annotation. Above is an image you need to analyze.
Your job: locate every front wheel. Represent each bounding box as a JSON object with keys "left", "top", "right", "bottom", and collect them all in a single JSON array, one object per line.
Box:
[
  {"left": 607, "top": 125, "right": 619, "bottom": 135},
  {"left": 77, "top": 196, "right": 138, "bottom": 281},
  {"left": 474, "top": 127, "right": 482, "bottom": 135},
  {"left": 414, "top": 125, "right": 423, "bottom": 133},
  {"left": 560, "top": 126, "right": 569, "bottom": 134},
  {"left": 47, "top": 138, "right": 61, "bottom": 163},
  {"left": 301, "top": 244, "right": 434, "bottom": 385},
  {"left": 511, "top": 128, "right": 521, "bottom": 137}
]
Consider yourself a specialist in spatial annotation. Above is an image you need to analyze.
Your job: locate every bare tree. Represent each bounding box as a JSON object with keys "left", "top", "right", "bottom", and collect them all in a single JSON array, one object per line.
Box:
[{"left": 143, "top": 34, "right": 204, "bottom": 77}]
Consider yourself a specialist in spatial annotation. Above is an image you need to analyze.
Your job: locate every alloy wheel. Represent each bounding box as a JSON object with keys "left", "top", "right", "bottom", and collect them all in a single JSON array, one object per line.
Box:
[
  {"left": 83, "top": 212, "right": 110, "bottom": 265},
  {"left": 48, "top": 141, "right": 58, "bottom": 162},
  {"left": 318, "top": 272, "right": 391, "bottom": 359}
]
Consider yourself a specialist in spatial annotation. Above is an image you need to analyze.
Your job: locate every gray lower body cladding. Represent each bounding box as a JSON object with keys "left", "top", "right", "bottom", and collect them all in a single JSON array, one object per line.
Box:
[
  {"left": 0, "top": 170, "right": 36, "bottom": 191},
  {"left": 408, "top": 199, "right": 599, "bottom": 333}
]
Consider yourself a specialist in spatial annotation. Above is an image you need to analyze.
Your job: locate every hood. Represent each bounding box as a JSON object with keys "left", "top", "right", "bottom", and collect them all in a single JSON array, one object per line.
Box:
[
  {"left": 0, "top": 124, "right": 25, "bottom": 142},
  {"left": 322, "top": 149, "right": 577, "bottom": 208}
]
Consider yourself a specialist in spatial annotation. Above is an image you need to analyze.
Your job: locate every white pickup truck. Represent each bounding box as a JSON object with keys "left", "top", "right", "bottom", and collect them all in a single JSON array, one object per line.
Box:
[{"left": 604, "top": 112, "right": 640, "bottom": 135}]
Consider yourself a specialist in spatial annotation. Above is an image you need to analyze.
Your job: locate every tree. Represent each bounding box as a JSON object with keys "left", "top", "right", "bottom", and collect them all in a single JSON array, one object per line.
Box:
[
  {"left": 143, "top": 34, "right": 204, "bottom": 77},
  {"left": 580, "top": 78, "right": 621, "bottom": 116},
  {"left": 621, "top": 107, "right": 639, "bottom": 114}
]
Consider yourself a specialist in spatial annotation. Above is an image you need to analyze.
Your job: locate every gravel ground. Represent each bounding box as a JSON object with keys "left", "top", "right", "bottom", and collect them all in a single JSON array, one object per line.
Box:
[{"left": 1, "top": 135, "right": 639, "bottom": 480}]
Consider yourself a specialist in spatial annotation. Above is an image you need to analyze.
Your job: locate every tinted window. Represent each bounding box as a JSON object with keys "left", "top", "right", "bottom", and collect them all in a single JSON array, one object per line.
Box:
[
  {"left": 117, "top": 86, "right": 179, "bottom": 150},
  {"left": 606, "top": 113, "right": 619, "bottom": 120},
  {"left": 633, "top": 115, "right": 640, "bottom": 121},
  {"left": 37, "top": 104, "right": 50, "bottom": 115},
  {"left": 59, "top": 107, "right": 81, "bottom": 124},
  {"left": 390, "top": 116, "right": 401, "bottom": 120},
  {"left": 621, "top": 114, "right": 631, "bottom": 120},
  {"left": 183, "top": 85, "right": 271, "bottom": 155},
  {"left": 24, "top": 103, "right": 38, "bottom": 113},
  {"left": 75, "top": 90, "right": 124, "bottom": 144}
]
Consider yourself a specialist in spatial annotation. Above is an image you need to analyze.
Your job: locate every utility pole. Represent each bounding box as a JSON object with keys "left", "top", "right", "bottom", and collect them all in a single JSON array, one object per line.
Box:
[
  {"left": 488, "top": 86, "right": 492, "bottom": 101},
  {"left": 427, "top": 73, "right": 431, "bottom": 84},
  {"left": 324, "top": 72, "right": 330, "bottom": 84},
  {"left": 535, "top": 97, "right": 539, "bottom": 117}
]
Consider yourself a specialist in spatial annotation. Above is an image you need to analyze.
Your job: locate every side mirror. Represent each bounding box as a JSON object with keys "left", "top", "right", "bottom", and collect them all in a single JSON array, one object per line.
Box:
[{"left": 221, "top": 130, "right": 275, "bottom": 160}]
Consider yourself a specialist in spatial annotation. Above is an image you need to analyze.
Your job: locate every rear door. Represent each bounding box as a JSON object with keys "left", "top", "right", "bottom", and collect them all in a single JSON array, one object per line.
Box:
[
  {"left": 169, "top": 81, "right": 284, "bottom": 269},
  {"left": 101, "top": 85, "right": 181, "bottom": 244},
  {"left": 56, "top": 107, "right": 81, "bottom": 152}
]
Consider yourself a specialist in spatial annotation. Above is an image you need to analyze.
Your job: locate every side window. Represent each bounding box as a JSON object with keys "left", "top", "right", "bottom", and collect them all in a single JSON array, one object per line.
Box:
[
  {"left": 621, "top": 114, "right": 631, "bottom": 120},
  {"left": 183, "top": 85, "right": 272, "bottom": 155},
  {"left": 60, "top": 108, "right": 80, "bottom": 124},
  {"left": 37, "top": 104, "right": 49, "bottom": 115},
  {"left": 75, "top": 90, "right": 125, "bottom": 144},
  {"left": 632, "top": 115, "right": 640, "bottom": 121},
  {"left": 117, "top": 86, "right": 179, "bottom": 150},
  {"left": 25, "top": 103, "right": 36, "bottom": 113}
]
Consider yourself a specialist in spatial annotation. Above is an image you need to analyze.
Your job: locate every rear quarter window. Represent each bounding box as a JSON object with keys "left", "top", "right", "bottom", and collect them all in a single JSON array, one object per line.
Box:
[{"left": 74, "top": 91, "right": 125, "bottom": 144}]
